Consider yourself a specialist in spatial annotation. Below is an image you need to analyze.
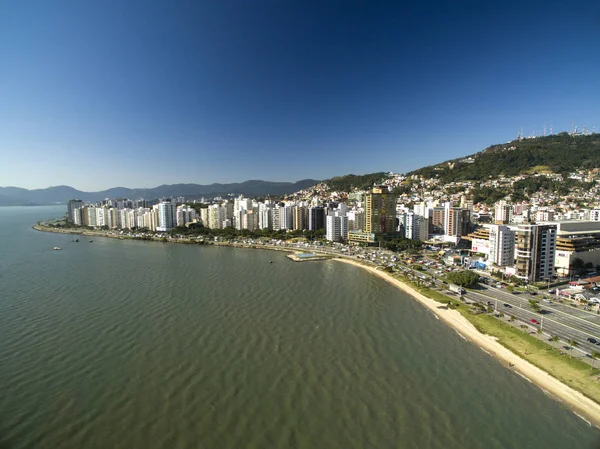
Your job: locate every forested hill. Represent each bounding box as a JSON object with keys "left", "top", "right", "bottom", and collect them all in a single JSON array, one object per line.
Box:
[
  {"left": 409, "top": 133, "right": 600, "bottom": 183},
  {"left": 326, "top": 172, "right": 388, "bottom": 191}
]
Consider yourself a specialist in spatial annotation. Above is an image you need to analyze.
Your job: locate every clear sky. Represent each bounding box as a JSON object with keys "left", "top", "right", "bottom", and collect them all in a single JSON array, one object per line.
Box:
[{"left": 1, "top": 1, "right": 599, "bottom": 191}]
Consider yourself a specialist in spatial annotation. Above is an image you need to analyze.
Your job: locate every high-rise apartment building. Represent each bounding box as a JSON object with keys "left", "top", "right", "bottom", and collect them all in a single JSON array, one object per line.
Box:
[
  {"left": 400, "top": 211, "right": 429, "bottom": 241},
  {"left": 259, "top": 202, "right": 273, "bottom": 230},
  {"left": 67, "top": 199, "right": 83, "bottom": 223},
  {"left": 308, "top": 206, "right": 325, "bottom": 231},
  {"left": 515, "top": 224, "right": 557, "bottom": 282},
  {"left": 348, "top": 186, "right": 397, "bottom": 244},
  {"left": 279, "top": 204, "right": 293, "bottom": 230},
  {"left": 488, "top": 224, "right": 515, "bottom": 266},
  {"left": 347, "top": 210, "right": 365, "bottom": 232},
  {"left": 447, "top": 208, "right": 471, "bottom": 237},
  {"left": 176, "top": 206, "right": 198, "bottom": 227},
  {"left": 326, "top": 211, "right": 348, "bottom": 242},
  {"left": 293, "top": 205, "right": 308, "bottom": 231},
  {"left": 208, "top": 204, "right": 223, "bottom": 229},
  {"left": 199, "top": 207, "right": 209, "bottom": 227},
  {"left": 495, "top": 201, "right": 513, "bottom": 224},
  {"left": 430, "top": 207, "right": 445, "bottom": 235},
  {"left": 364, "top": 186, "right": 397, "bottom": 235},
  {"left": 157, "top": 199, "right": 177, "bottom": 231},
  {"left": 272, "top": 206, "right": 281, "bottom": 231},
  {"left": 460, "top": 196, "right": 474, "bottom": 211}
]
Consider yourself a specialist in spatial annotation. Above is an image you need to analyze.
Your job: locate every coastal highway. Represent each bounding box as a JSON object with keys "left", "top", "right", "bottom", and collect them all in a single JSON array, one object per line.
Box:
[
  {"left": 477, "top": 284, "right": 600, "bottom": 324},
  {"left": 473, "top": 287, "right": 600, "bottom": 337},
  {"left": 398, "top": 264, "right": 600, "bottom": 357},
  {"left": 462, "top": 289, "right": 600, "bottom": 356}
]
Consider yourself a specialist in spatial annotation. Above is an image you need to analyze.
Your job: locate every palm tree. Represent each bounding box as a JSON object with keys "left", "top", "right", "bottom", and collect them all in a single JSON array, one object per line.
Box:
[
  {"left": 592, "top": 351, "right": 600, "bottom": 369},
  {"left": 569, "top": 339, "right": 578, "bottom": 357},
  {"left": 550, "top": 335, "right": 559, "bottom": 345}
]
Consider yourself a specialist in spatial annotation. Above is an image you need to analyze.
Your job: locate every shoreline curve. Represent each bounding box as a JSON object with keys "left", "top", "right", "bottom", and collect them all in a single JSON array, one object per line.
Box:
[
  {"left": 33, "top": 224, "right": 600, "bottom": 427},
  {"left": 333, "top": 257, "right": 600, "bottom": 428}
]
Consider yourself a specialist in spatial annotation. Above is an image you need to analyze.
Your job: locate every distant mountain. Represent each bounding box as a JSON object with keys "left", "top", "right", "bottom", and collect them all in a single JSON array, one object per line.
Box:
[
  {"left": 408, "top": 133, "right": 600, "bottom": 183},
  {"left": 0, "top": 179, "right": 319, "bottom": 205}
]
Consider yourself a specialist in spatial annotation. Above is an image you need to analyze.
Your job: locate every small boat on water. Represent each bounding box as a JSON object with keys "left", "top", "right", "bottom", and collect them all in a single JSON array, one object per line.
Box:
[
  {"left": 53, "top": 247, "right": 62, "bottom": 251},
  {"left": 89, "top": 240, "right": 93, "bottom": 242},
  {"left": 269, "top": 260, "right": 273, "bottom": 263}
]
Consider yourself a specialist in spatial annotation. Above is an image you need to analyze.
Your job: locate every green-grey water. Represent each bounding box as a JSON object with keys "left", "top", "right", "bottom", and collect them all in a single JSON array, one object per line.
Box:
[{"left": 1, "top": 206, "right": 599, "bottom": 449}]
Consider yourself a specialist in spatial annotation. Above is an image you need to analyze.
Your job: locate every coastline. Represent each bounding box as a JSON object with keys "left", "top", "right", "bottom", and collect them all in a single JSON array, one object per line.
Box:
[
  {"left": 33, "top": 225, "right": 600, "bottom": 426},
  {"left": 333, "top": 257, "right": 600, "bottom": 428}
]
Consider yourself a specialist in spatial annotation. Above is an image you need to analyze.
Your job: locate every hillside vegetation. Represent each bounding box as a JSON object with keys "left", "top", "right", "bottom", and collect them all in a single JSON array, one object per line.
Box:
[
  {"left": 326, "top": 172, "right": 387, "bottom": 192},
  {"left": 410, "top": 133, "right": 600, "bottom": 183}
]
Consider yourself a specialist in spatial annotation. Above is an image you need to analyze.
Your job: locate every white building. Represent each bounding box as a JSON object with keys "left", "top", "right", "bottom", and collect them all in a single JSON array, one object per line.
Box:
[
  {"left": 208, "top": 204, "right": 223, "bottom": 229},
  {"left": 86, "top": 206, "right": 97, "bottom": 227},
  {"left": 280, "top": 204, "right": 294, "bottom": 230},
  {"left": 400, "top": 211, "right": 428, "bottom": 241},
  {"left": 272, "top": 206, "right": 281, "bottom": 231},
  {"left": 176, "top": 206, "right": 198, "bottom": 227},
  {"left": 535, "top": 210, "right": 554, "bottom": 222},
  {"left": 494, "top": 201, "right": 513, "bottom": 223},
  {"left": 488, "top": 224, "right": 515, "bottom": 267},
  {"left": 157, "top": 199, "right": 177, "bottom": 232},
  {"left": 347, "top": 210, "right": 365, "bottom": 232},
  {"left": 259, "top": 202, "right": 273, "bottom": 230},
  {"left": 589, "top": 209, "right": 600, "bottom": 221},
  {"left": 326, "top": 205, "right": 348, "bottom": 242}
]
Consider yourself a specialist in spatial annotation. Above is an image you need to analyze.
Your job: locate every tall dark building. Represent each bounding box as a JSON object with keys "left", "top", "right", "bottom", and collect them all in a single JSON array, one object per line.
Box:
[
  {"left": 308, "top": 206, "right": 325, "bottom": 231},
  {"left": 67, "top": 199, "right": 83, "bottom": 223}
]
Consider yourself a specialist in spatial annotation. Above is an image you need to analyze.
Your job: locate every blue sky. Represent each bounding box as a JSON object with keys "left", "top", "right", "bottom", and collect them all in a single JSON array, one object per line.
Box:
[{"left": 1, "top": 1, "right": 599, "bottom": 191}]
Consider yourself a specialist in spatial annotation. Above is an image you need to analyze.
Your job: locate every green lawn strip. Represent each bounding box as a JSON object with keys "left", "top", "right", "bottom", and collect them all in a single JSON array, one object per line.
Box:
[{"left": 455, "top": 310, "right": 600, "bottom": 403}]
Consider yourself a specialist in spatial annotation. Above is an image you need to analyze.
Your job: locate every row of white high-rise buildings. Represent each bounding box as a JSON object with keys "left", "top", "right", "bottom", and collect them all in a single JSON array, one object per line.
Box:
[
  {"left": 67, "top": 197, "right": 369, "bottom": 242},
  {"left": 67, "top": 199, "right": 198, "bottom": 232}
]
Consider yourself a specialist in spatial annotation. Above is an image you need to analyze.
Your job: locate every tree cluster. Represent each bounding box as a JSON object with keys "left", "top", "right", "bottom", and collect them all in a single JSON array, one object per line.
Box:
[
  {"left": 446, "top": 270, "right": 479, "bottom": 287},
  {"left": 167, "top": 225, "right": 326, "bottom": 241},
  {"left": 379, "top": 238, "right": 422, "bottom": 252},
  {"left": 326, "top": 172, "right": 388, "bottom": 192}
]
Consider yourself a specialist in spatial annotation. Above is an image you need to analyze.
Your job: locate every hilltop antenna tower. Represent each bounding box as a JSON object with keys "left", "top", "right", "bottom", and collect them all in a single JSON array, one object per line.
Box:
[
  {"left": 543, "top": 122, "right": 546, "bottom": 136},
  {"left": 549, "top": 123, "right": 553, "bottom": 135}
]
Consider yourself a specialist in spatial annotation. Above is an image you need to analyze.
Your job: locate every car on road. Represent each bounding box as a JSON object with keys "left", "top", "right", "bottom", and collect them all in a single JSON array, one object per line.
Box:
[
  {"left": 542, "top": 298, "right": 551, "bottom": 303},
  {"left": 503, "top": 303, "right": 512, "bottom": 308},
  {"left": 530, "top": 319, "right": 540, "bottom": 325},
  {"left": 588, "top": 337, "right": 598, "bottom": 344}
]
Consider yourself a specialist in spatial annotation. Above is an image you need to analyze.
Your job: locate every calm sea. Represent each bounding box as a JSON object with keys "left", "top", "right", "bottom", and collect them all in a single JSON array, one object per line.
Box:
[{"left": 1, "top": 206, "right": 599, "bottom": 449}]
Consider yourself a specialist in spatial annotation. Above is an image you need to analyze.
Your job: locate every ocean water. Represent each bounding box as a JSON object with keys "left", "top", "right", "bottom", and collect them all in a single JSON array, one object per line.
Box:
[{"left": 1, "top": 206, "right": 599, "bottom": 449}]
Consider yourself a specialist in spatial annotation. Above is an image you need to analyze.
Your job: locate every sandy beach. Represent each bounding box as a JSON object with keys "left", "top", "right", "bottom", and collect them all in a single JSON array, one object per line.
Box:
[{"left": 335, "top": 257, "right": 600, "bottom": 428}]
